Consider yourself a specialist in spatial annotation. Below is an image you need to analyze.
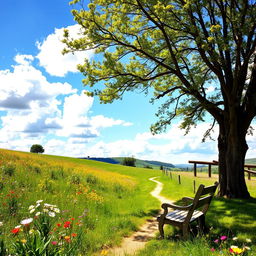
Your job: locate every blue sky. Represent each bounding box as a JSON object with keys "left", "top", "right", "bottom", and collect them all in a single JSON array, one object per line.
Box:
[{"left": 0, "top": 1, "right": 255, "bottom": 164}]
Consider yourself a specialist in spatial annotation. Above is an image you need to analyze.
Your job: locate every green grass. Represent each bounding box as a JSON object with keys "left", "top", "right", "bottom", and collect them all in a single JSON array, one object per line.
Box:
[
  {"left": 138, "top": 172, "right": 256, "bottom": 256},
  {"left": 0, "top": 149, "right": 255, "bottom": 255},
  {"left": 0, "top": 149, "right": 161, "bottom": 255}
]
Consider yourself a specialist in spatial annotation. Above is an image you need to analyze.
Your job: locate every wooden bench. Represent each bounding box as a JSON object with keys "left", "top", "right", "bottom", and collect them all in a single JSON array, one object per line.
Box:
[{"left": 157, "top": 182, "right": 218, "bottom": 239}]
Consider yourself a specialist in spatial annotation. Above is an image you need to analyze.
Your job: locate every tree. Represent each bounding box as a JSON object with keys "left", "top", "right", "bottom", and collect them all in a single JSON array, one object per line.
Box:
[
  {"left": 30, "top": 144, "right": 45, "bottom": 154},
  {"left": 64, "top": 0, "right": 256, "bottom": 198},
  {"left": 122, "top": 157, "right": 136, "bottom": 167}
]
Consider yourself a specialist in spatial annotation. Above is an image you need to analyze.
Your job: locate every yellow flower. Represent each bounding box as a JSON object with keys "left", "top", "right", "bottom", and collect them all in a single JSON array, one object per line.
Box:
[
  {"left": 20, "top": 239, "right": 27, "bottom": 243},
  {"left": 101, "top": 249, "right": 108, "bottom": 255}
]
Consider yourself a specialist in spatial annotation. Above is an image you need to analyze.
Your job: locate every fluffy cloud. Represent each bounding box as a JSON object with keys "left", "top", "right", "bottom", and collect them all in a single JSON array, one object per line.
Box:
[
  {"left": 0, "top": 54, "right": 133, "bottom": 152},
  {"left": 36, "top": 25, "right": 94, "bottom": 77},
  {"left": 68, "top": 123, "right": 218, "bottom": 164}
]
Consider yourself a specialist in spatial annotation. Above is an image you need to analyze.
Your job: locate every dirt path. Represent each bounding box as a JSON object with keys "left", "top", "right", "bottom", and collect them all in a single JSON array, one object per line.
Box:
[{"left": 107, "top": 177, "right": 172, "bottom": 256}]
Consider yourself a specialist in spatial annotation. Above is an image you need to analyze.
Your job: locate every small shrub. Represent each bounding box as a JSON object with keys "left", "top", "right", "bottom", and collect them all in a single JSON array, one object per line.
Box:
[
  {"left": 2, "top": 165, "right": 15, "bottom": 176},
  {"left": 70, "top": 175, "right": 81, "bottom": 184},
  {"left": 33, "top": 166, "right": 41, "bottom": 174},
  {"left": 85, "top": 174, "right": 98, "bottom": 185},
  {"left": 0, "top": 182, "right": 4, "bottom": 190},
  {"left": 50, "top": 171, "right": 58, "bottom": 180}
]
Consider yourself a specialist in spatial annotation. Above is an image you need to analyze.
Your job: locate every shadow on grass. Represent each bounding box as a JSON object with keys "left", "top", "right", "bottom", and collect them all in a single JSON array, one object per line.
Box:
[{"left": 206, "top": 197, "right": 256, "bottom": 239}]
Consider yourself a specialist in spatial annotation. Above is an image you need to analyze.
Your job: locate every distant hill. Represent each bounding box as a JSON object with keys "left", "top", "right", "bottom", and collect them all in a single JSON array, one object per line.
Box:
[
  {"left": 245, "top": 158, "right": 256, "bottom": 165},
  {"left": 83, "top": 156, "right": 175, "bottom": 169}
]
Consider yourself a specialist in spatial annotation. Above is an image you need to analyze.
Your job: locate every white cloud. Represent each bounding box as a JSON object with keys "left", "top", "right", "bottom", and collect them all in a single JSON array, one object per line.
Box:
[{"left": 36, "top": 25, "right": 94, "bottom": 77}]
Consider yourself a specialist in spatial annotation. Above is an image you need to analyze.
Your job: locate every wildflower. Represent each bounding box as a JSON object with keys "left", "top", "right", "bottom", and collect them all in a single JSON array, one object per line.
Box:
[
  {"left": 232, "top": 237, "right": 238, "bottom": 241},
  {"left": 220, "top": 235, "right": 227, "bottom": 241},
  {"left": 20, "top": 218, "right": 33, "bottom": 225},
  {"left": 28, "top": 205, "right": 35, "bottom": 210},
  {"left": 244, "top": 246, "right": 251, "bottom": 250},
  {"left": 230, "top": 246, "right": 244, "bottom": 254},
  {"left": 214, "top": 239, "right": 219, "bottom": 243},
  {"left": 48, "top": 211, "right": 55, "bottom": 217},
  {"left": 11, "top": 227, "right": 20, "bottom": 234},
  {"left": 57, "top": 223, "right": 61, "bottom": 227},
  {"left": 245, "top": 238, "right": 251, "bottom": 243},
  {"left": 52, "top": 241, "right": 58, "bottom": 245},
  {"left": 64, "top": 221, "right": 71, "bottom": 228},
  {"left": 29, "top": 229, "right": 35, "bottom": 234},
  {"left": 36, "top": 200, "right": 43, "bottom": 204},
  {"left": 101, "top": 249, "right": 108, "bottom": 255},
  {"left": 30, "top": 208, "right": 35, "bottom": 214},
  {"left": 210, "top": 248, "right": 215, "bottom": 252},
  {"left": 54, "top": 208, "right": 60, "bottom": 213},
  {"left": 0, "top": 221, "right": 3, "bottom": 226},
  {"left": 64, "top": 236, "right": 71, "bottom": 242},
  {"left": 20, "top": 239, "right": 27, "bottom": 243},
  {"left": 71, "top": 233, "right": 77, "bottom": 237},
  {"left": 35, "top": 212, "right": 41, "bottom": 216}
]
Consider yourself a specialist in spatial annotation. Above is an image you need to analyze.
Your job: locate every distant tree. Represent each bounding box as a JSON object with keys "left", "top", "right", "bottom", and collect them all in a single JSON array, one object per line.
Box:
[
  {"left": 30, "top": 144, "right": 45, "bottom": 154},
  {"left": 144, "top": 165, "right": 153, "bottom": 169},
  {"left": 160, "top": 165, "right": 164, "bottom": 171},
  {"left": 122, "top": 157, "right": 136, "bottom": 167}
]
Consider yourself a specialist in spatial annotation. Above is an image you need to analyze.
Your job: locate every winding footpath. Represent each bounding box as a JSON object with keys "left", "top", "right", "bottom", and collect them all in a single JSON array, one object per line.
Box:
[{"left": 108, "top": 177, "right": 173, "bottom": 256}]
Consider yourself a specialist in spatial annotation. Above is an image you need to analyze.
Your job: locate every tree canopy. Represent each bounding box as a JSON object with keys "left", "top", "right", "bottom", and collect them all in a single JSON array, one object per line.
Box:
[
  {"left": 64, "top": 0, "right": 256, "bottom": 198},
  {"left": 30, "top": 144, "right": 45, "bottom": 154}
]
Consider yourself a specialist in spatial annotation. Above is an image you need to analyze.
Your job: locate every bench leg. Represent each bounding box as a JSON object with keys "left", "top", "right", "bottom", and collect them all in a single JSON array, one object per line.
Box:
[
  {"left": 158, "top": 221, "right": 165, "bottom": 238},
  {"left": 182, "top": 225, "right": 189, "bottom": 239},
  {"left": 198, "top": 215, "right": 207, "bottom": 234}
]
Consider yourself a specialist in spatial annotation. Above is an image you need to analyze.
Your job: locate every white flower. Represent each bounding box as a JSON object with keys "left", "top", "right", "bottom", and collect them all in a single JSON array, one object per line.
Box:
[
  {"left": 43, "top": 208, "right": 49, "bottom": 213},
  {"left": 28, "top": 205, "right": 35, "bottom": 210},
  {"left": 30, "top": 208, "right": 35, "bottom": 214},
  {"left": 54, "top": 208, "right": 60, "bottom": 213},
  {"left": 21, "top": 218, "right": 33, "bottom": 225},
  {"left": 15, "top": 225, "right": 21, "bottom": 229},
  {"left": 44, "top": 203, "right": 52, "bottom": 208},
  {"left": 232, "top": 237, "right": 238, "bottom": 241},
  {"left": 48, "top": 211, "right": 55, "bottom": 217},
  {"left": 35, "top": 212, "right": 41, "bottom": 216},
  {"left": 245, "top": 238, "right": 252, "bottom": 243},
  {"left": 36, "top": 200, "right": 43, "bottom": 204},
  {"left": 0, "top": 222, "right": 3, "bottom": 227},
  {"left": 244, "top": 246, "right": 251, "bottom": 250}
]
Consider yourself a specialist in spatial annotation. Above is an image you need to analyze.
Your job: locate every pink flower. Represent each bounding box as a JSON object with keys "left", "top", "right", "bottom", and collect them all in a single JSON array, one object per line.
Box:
[
  {"left": 51, "top": 241, "right": 58, "bottom": 245},
  {"left": 220, "top": 235, "right": 227, "bottom": 241},
  {"left": 210, "top": 248, "right": 215, "bottom": 252},
  {"left": 214, "top": 239, "right": 219, "bottom": 243}
]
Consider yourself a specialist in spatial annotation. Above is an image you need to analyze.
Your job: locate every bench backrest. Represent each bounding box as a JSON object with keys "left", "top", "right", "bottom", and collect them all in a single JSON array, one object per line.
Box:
[{"left": 185, "top": 182, "right": 218, "bottom": 223}]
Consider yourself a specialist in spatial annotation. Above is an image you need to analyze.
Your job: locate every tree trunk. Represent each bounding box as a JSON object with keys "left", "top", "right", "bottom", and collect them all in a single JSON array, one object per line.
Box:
[{"left": 218, "top": 119, "right": 251, "bottom": 199}]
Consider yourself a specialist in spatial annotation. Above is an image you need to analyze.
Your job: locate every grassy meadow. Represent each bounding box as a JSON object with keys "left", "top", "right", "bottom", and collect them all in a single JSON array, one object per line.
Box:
[
  {"left": 0, "top": 148, "right": 160, "bottom": 255},
  {"left": 0, "top": 148, "right": 255, "bottom": 255}
]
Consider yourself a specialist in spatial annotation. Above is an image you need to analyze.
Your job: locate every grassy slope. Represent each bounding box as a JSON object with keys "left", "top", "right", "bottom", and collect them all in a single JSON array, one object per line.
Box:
[{"left": 0, "top": 149, "right": 161, "bottom": 255}]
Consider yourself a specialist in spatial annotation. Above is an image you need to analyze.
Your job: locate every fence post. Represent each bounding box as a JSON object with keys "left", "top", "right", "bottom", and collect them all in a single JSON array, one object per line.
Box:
[
  {"left": 178, "top": 175, "right": 181, "bottom": 184},
  {"left": 193, "top": 180, "right": 196, "bottom": 193},
  {"left": 170, "top": 172, "right": 172, "bottom": 179}
]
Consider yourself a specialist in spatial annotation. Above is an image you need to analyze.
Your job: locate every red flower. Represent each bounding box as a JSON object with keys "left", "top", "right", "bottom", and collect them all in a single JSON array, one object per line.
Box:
[
  {"left": 11, "top": 228, "right": 20, "bottom": 234},
  {"left": 63, "top": 221, "right": 71, "bottom": 228},
  {"left": 71, "top": 233, "right": 77, "bottom": 237},
  {"left": 51, "top": 241, "right": 58, "bottom": 245},
  {"left": 57, "top": 223, "right": 61, "bottom": 227}
]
